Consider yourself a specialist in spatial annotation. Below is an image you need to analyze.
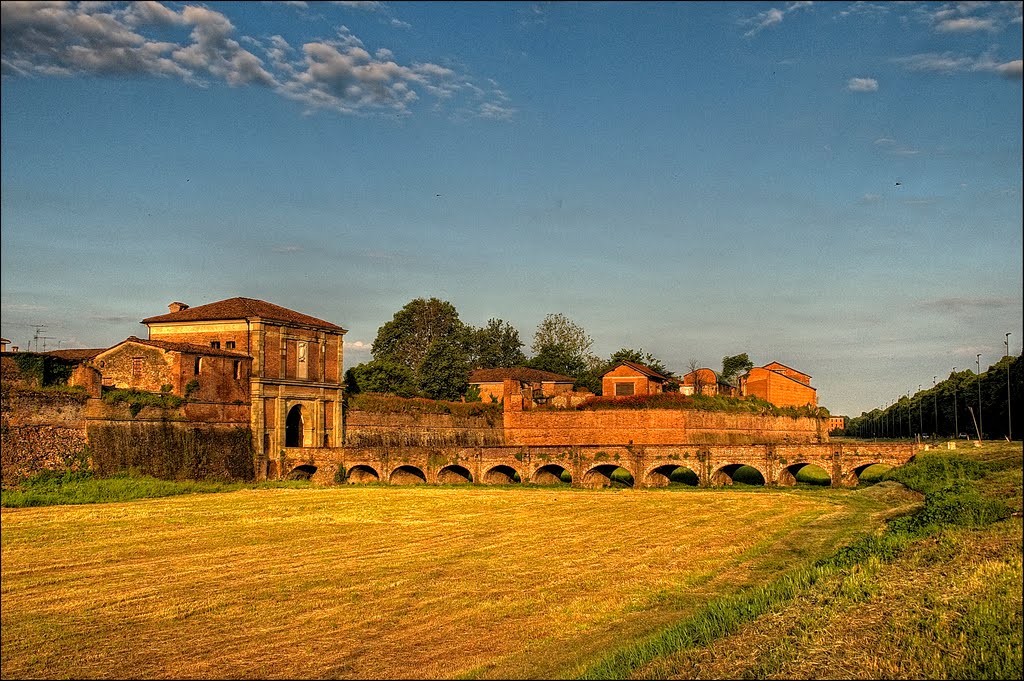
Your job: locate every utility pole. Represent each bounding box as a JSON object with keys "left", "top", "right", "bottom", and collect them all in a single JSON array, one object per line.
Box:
[
  {"left": 952, "top": 367, "right": 959, "bottom": 438},
  {"left": 918, "top": 384, "right": 923, "bottom": 436},
  {"left": 1007, "top": 333, "right": 1013, "bottom": 442},
  {"left": 976, "top": 354, "right": 983, "bottom": 440},
  {"left": 933, "top": 376, "right": 938, "bottom": 437}
]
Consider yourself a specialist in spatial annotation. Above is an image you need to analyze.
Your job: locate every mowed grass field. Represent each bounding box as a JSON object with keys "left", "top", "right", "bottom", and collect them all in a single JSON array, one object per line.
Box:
[{"left": 0, "top": 484, "right": 911, "bottom": 680}]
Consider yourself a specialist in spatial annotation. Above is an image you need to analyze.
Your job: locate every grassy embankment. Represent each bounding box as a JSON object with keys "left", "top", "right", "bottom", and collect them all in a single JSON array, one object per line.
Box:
[
  {"left": 2, "top": 468, "right": 914, "bottom": 679},
  {"left": 579, "top": 441, "right": 1022, "bottom": 680}
]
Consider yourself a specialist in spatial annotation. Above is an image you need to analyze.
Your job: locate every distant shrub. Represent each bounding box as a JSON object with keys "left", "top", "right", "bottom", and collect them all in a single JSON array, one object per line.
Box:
[
  {"left": 102, "top": 388, "right": 183, "bottom": 416},
  {"left": 574, "top": 392, "right": 822, "bottom": 418},
  {"left": 347, "top": 392, "right": 502, "bottom": 419}
]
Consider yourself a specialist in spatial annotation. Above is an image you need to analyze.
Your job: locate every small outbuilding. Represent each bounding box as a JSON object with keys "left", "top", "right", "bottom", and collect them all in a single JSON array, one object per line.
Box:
[
  {"left": 601, "top": 361, "right": 672, "bottom": 397},
  {"left": 468, "top": 367, "right": 576, "bottom": 404}
]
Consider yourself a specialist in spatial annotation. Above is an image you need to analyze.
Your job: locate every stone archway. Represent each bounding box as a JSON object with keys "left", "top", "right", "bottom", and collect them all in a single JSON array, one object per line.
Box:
[
  {"left": 777, "top": 462, "right": 832, "bottom": 487},
  {"left": 582, "top": 464, "right": 634, "bottom": 489},
  {"left": 285, "top": 404, "right": 304, "bottom": 447},
  {"left": 710, "top": 463, "right": 766, "bottom": 486},
  {"left": 645, "top": 464, "right": 700, "bottom": 487},
  {"left": 483, "top": 465, "right": 521, "bottom": 484},
  {"left": 346, "top": 465, "right": 380, "bottom": 483},
  {"left": 287, "top": 464, "right": 317, "bottom": 480},
  {"left": 532, "top": 464, "right": 572, "bottom": 485},
  {"left": 437, "top": 465, "right": 473, "bottom": 484},
  {"left": 389, "top": 465, "right": 427, "bottom": 485}
]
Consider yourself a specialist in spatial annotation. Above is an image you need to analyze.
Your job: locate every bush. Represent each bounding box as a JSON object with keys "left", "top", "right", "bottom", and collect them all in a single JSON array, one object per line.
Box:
[{"left": 347, "top": 392, "right": 502, "bottom": 419}]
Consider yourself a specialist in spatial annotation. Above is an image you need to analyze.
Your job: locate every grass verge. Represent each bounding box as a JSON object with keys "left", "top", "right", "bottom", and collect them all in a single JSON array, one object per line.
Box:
[
  {"left": 578, "top": 442, "right": 1021, "bottom": 680},
  {"left": 0, "top": 469, "right": 309, "bottom": 507}
]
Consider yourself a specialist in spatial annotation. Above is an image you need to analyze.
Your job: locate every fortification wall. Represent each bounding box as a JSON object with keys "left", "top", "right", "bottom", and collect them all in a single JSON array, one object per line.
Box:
[
  {"left": 503, "top": 408, "right": 824, "bottom": 446},
  {"left": 344, "top": 410, "right": 504, "bottom": 447},
  {"left": 1, "top": 389, "right": 90, "bottom": 487}
]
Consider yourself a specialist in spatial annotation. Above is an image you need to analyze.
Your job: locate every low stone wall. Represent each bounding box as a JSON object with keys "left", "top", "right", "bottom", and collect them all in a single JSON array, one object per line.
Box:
[{"left": 1, "top": 389, "right": 90, "bottom": 487}]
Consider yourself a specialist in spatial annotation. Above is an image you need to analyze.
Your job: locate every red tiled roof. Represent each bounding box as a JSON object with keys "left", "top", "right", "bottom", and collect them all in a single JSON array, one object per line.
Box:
[
  {"left": 469, "top": 367, "right": 576, "bottom": 384},
  {"left": 99, "top": 336, "right": 251, "bottom": 359},
  {"left": 41, "top": 348, "right": 105, "bottom": 362},
  {"left": 141, "top": 297, "right": 346, "bottom": 332},
  {"left": 762, "top": 361, "right": 812, "bottom": 379},
  {"left": 609, "top": 360, "right": 672, "bottom": 382}
]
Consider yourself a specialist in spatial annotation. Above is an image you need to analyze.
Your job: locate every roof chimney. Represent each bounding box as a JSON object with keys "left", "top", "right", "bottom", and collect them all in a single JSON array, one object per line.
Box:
[{"left": 168, "top": 302, "right": 189, "bottom": 313}]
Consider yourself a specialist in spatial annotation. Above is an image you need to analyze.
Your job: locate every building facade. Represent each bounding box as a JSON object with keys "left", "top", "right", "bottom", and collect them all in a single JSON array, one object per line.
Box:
[
  {"left": 601, "top": 361, "right": 672, "bottom": 397},
  {"left": 740, "top": 362, "right": 818, "bottom": 408},
  {"left": 141, "top": 298, "right": 347, "bottom": 476}
]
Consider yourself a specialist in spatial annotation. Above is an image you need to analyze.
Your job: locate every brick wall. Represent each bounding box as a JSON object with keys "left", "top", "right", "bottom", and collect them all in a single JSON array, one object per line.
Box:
[
  {"left": 1, "top": 389, "right": 90, "bottom": 487},
  {"left": 345, "top": 410, "right": 504, "bottom": 447}
]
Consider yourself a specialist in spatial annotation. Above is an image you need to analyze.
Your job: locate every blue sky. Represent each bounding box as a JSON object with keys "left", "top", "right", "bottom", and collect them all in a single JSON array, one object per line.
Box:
[{"left": 2, "top": 1, "right": 1021, "bottom": 417}]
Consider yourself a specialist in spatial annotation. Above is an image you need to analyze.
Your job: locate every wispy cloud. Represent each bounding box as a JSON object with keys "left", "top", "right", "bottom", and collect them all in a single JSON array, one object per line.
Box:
[
  {"left": 743, "top": 1, "right": 813, "bottom": 38},
  {"left": 894, "top": 52, "right": 1023, "bottom": 80},
  {"left": 847, "top": 76, "right": 878, "bottom": 92},
  {"left": 0, "top": 1, "right": 513, "bottom": 119},
  {"left": 873, "top": 137, "right": 920, "bottom": 156},
  {"left": 923, "top": 1, "right": 1022, "bottom": 33}
]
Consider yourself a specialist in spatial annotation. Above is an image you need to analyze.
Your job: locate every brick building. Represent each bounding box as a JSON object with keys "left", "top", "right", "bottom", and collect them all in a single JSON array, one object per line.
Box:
[
  {"left": 602, "top": 361, "right": 673, "bottom": 397},
  {"left": 680, "top": 367, "right": 739, "bottom": 396},
  {"left": 92, "top": 336, "right": 250, "bottom": 404},
  {"left": 140, "top": 298, "right": 347, "bottom": 474},
  {"left": 468, "top": 367, "right": 575, "bottom": 404},
  {"left": 740, "top": 362, "right": 817, "bottom": 408}
]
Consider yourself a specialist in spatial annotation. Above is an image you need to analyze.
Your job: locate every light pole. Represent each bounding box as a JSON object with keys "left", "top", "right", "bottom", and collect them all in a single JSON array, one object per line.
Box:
[
  {"left": 1006, "top": 333, "right": 1013, "bottom": 442},
  {"left": 952, "top": 367, "right": 959, "bottom": 438},
  {"left": 977, "top": 354, "right": 983, "bottom": 440},
  {"left": 933, "top": 376, "right": 938, "bottom": 436},
  {"left": 918, "top": 384, "right": 923, "bottom": 437}
]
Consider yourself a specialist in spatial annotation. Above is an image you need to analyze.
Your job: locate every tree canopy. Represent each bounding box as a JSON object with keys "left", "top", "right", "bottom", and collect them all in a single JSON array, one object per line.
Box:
[
  {"left": 607, "top": 347, "right": 674, "bottom": 378},
  {"left": 720, "top": 353, "right": 753, "bottom": 384},
  {"left": 469, "top": 318, "right": 526, "bottom": 369}
]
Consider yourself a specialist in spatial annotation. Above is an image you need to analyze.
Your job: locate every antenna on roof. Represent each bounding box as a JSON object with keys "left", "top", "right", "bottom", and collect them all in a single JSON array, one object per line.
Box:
[{"left": 30, "top": 324, "right": 47, "bottom": 352}]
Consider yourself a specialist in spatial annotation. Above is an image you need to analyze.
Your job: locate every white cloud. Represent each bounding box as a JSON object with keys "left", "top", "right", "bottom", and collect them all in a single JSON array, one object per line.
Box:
[
  {"left": 847, "top": 77, "right": 878, "bottom": 92},
  {"left": 1, "top": 2, "right": 514, "bottom": 119},
  {"left": 936, "top": 16, "right": 996, "bottom": 32},
  {"left": 894, "top": 52, "right": 1024, "bottom": 80},
  {"left": 743, "top": 2, "right": 813, "bottom": 38}
]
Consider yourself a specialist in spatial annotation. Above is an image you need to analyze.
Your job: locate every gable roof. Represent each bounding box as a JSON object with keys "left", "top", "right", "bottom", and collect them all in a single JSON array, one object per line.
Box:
[
  {"left": 469, "top": 367, "right": 576, "bottom": 384},
  {"left": 141, "top": 297, "right": 346, "bottom": 332},
  {"left": 607, "top": 360, "right": 672, "bottom": 382},
  {"left": 97, "top": 336, "right": 251, "bottom": 360},
  {"left": 762, "top": 361, "right": 811, "bottom": 379},
  {"left": 41, "top": 348, "right": 105, "bottom": 362},
  {"left": 743, "top": 365, "right": 817, "bottom": 391}
]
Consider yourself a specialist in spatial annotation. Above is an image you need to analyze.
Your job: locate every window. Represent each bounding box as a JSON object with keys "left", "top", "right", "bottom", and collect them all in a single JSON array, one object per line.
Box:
[
  {"left": 210, "top": 341, "right": 221, "bottom": 349},
  {"left": 233, "top": 360, "right": 241, "bottom": 380},
  {"left": 225, "top": 341, "right": 235, "bottom": 350},
  {"left": 297, "top": 341, "right": 308, "bottom": 380},
  {"left": 131, "top": 357, "right": 143, "bottom": 378},
  {"left": 194, "top": 357, "right": 202, "bottom": 374},
  {"left": 615, "top": 382, "right": 635, "bottom": 396}
]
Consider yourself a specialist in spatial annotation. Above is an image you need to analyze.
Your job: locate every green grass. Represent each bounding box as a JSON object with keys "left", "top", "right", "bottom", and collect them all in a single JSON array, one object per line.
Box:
[
  {"left": 0, "top": 469, "right": 309, "bottom": 507},
  {"left": 578, "top": 442, "right": 1021, "bottom": 680}
]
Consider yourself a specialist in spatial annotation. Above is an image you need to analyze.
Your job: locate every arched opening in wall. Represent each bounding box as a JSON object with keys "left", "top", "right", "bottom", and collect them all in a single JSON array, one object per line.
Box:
[
  {"left": 483, "top": 465, "right": 521, "bottom": 484},
  {"left": 582, "top": 464, "right": 634, "bottom": 489},
  {"left": 437, "top": 465, "right": 473, "bottom": 484},
  {"left": 347, "top": 465, "right": 380, "bottom": 484},
  {"left": 645, "top": 464, "right": 699, "bottom": 488},
  {"left": 779, "top": 463, "right": 832, "bottom": 487},
  {"left": 532, "top": 464, "right": 572, "bottom": 485},
  {"left": 711, "top": 464, "right": 765, "bottom": 486},
  {"left": 850, "top": 463, "right": 892, "bottom": 486},
  {"left": 287, "top": 464, "right": 317, "bottom": 480},
  {"left": 390, "top": 465, "right": 427, "bottom": 485},
  {"left": 285, "top": 405, "right": 304, "bottom": 447}
]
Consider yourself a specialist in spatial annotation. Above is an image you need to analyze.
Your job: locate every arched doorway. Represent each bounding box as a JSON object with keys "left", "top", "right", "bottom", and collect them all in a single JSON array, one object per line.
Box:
[{"left": 286, "top": 404, "right": 304, "bottom": 447}]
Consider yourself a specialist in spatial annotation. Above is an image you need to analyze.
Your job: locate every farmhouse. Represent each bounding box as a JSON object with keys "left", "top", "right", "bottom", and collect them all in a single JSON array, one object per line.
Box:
[
  {"left": 739, "top": 361, "right": 817, "bottom": 408},
  {"left": 601, "top": 360, "right": 673, "bottom": 397},
  {"left": 468, "top": 367, "right": 576, "bottom": 404}
]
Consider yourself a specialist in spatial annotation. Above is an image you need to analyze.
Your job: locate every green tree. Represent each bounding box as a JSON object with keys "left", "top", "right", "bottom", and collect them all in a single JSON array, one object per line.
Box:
[
  {"left": 418, "top": 339, "right": 471, "bottom": 401},
  {"left": 372, "top": 298, "right": 467, "bottom": 374},
  {"left": 344, "top": 360, "right": 418, "bottom": 397},
  {"left": 606, "top": 347, "right": 674, "bottom": 378},
  {"left": 720, "top": 353, "right": 753, "bottom": 384},
  {"left": 469, "top": 318, "right": 526, "bottom": 369},
  {"left": 531, "top": 313, "right": 594, "bottom": 359}
]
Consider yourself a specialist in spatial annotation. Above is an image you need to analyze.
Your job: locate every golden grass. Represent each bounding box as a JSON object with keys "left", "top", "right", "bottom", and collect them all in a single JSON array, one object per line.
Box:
[{"left": 1, "top": 486, "right": 902, "bottom": 680}]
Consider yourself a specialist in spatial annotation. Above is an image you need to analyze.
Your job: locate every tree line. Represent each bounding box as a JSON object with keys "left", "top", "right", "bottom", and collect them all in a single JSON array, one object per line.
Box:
[
  {"left": 344, "top": 297, "right": 751, "bottom": 402},
  {"left": 845, "top": 354, "right": 1022, "bottom": 441}
]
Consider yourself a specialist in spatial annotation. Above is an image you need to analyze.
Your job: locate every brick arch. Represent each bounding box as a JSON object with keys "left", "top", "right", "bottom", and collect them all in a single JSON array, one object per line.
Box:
[
  {"left": 346, "top": 464, "right": 380, "bottom": 483},
  {"left": 436, "top": 465, "right": 473, "bottom": 484},
  {"left": 286, "top": 464, "right": 317, "bottom": 480},
  {"left": 389, "top": 465, "right": 427, "bottom": 485},
  {"left": 531, "top": 463, "right": 572, "bottom": 485},
  {"left": 482, "top": 464, "right": 522, "bottom": 484},
  {"left": 841, "top": 462, "right": 893, "bottom": 487},
  {"left": 777, "top": 461, "right": 832, "bottom": 487},
  {"left": 581, "top": 463, "right": 635, "bottom": 489},
  {"left": 710, "top": 462, "right": 766, "bottom": 486},
  {"left": 644, "top": 463, "right": 700, "bottom": 487}
]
